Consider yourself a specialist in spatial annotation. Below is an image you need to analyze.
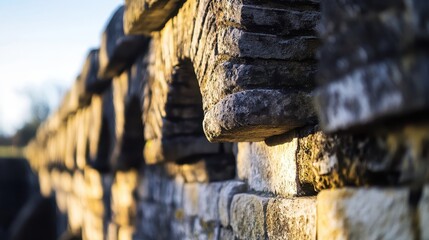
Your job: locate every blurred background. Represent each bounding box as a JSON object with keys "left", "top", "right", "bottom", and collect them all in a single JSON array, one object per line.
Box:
[{"left": 0, "top": 0, "right": 122, "bottom": 156}]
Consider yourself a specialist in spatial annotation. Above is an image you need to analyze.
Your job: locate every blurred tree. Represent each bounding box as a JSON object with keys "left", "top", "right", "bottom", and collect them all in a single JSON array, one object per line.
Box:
[{"left": 12, "top": 94, "right": 50, "bottom": 147}]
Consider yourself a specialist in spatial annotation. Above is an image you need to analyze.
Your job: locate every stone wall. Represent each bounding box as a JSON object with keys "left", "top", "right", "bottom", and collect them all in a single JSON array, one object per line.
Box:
[{"left": 26, "top": 0, "right": 429, "bottom": 239}]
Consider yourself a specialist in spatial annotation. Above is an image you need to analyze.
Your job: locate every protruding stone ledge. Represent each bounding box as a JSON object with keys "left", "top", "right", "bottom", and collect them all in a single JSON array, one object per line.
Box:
[
  {"left": 98, "top": 6, "right": 149, "bottom": 80},
  {"left": 143, "top": 136, "right": 223, "bottom": 164},
  {"left": 124, "top": 0, "right": 185, "bottom": 35},
  {"left": 316, "top": 53, "right": 429, "bottom": 133},
  {"left": 203, "top": 89, "right": 317, "bottom": 142},
  {"left": 78, "top": 49, "right": 111, "bottom": 99},
  {"left": 218, "top": 28, "right": 319, "bottom": 61},
  {"left": 215, "top": 0, "right": 320, "bottom": 36}
]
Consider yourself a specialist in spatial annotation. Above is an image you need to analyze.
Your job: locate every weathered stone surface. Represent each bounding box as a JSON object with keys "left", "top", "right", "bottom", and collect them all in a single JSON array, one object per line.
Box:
[
  {"left": 419, "top": 185, "right": 429, "bottom": 240},
  {"left": 201, "top": 60, "right": 316, "bottom": 110},
  {"left": 238, "top": 134, "right": 316, "bottom": 197},
  {"left": 143, "top": 136, "right": 222, "bottom": 164},
  {"left": 215, "top": 0, "right": 320, "bottom": 36},
  {"left": 124, "top": 0, "right": 185, "bottom": 35},
  {"left": 218, "top": 181, "right": 247, "bottom": 227},
  {"left": 98, "top": 6, "right": 149, "bottom": 80},
  {"left": 218, "top": 28, "right": 319, "bottom": 60},
  {"left": 230, "top": 193, "right": 269, "bottom": 240},
  {"left": 203, "top": 89, "right": 317, "bottom": 142},
  {"left": 317, "top": 188, "right": 413, "bottom": 240},
  {"left": 266, "top": 197, "right": 316, "bottom": 240},
  {"left": 316, "top": 53, "right": 429, "bottom": 132}
]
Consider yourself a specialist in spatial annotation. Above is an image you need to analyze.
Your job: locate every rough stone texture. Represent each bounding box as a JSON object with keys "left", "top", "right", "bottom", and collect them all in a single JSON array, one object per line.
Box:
[
  {"left": 316, "top": 54, "right": 429, "bottom": 132},
  {"left": 215, "top": 0, "right": 320, "bottom": 36},
  {"left": 237, "top": 131, "right": 316, "bottom": 196},
  {"left": 218, "top": 28, "right": 319, "bottom": 60},
  {"left": 203, "top": 89, "right": 317, "bottom": 142},
  {"left": 218, "top": 181, "right": 247, "bottom": 227},
  {"left": 230, "top": 193, "right": 269, "bottom": 240},
  {"left": 317, "top": 188, "right": 413, "bottom": 240},
  {"left": 98, "top": 6, "right": 149, "bottom": 80},
  {"left": 266, "top": 197, "right": 316, "bottom": 240}
]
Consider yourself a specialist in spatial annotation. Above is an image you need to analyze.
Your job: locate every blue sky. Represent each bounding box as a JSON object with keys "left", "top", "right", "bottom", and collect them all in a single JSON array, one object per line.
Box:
[{"left": 0, "top": 0, "right": 122, "bottom": 134}]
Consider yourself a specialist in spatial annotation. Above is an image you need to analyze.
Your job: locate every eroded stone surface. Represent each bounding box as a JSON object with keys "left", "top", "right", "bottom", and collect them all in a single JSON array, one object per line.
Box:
[
  {"left": 203, "top": 89, "right": 317, "bottom": 142},
  {"left": 230, "top": 193, "right": 268, "bottom": 239},
  {"left": 218, "top": 181, "right": 247, "bottom": 227},
  {"left": 266, "top": 197, "right": 316, "bottom": 240},
  {"left": 316, "top": 54, "right": 429, "bottom": 133}
]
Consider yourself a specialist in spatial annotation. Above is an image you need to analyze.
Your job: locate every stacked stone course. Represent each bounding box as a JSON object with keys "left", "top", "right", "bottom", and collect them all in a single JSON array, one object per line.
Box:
[{"left": 25, "top": 0, "right": 429, "bottom": 239}]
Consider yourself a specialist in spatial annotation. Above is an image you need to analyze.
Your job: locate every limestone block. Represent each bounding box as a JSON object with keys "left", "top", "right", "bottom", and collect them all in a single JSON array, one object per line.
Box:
[
  {"left": 82, "top": 211, "right": 105, "bottom": 240},
  {"left": 179, "top": 154, "right": 235, "bottom": 183},
  {"left": 201, "top": 60, "right": 316, "bottom": 111},
  {"left": 203, "top": 89, "right": 317, "bottom": 142},
  {"left": 192, "top": 218, "right": 219, "bottom": 240},
  {"left": 419, "top": 185, "right": 429, "bottom": 240},
  {"left": 39, "top": 168, "right": 52, "bottom": 197},
  {"left": 67, "top": 194, "right": 84, "bottom": 233},
  {"left": 316, "top": 53, "right": 429, "bottom": 132},
  {"left": 218, "top": 181, "right": 247, "bottom": 227},
  {"left": 98, "top": 6, "right": 148, "bottom": 80},
  {"left": 230, "top": 193, "right": 269, "bottom": 240},
  {"left": 143, "top": 136, "right": 222, "bottom": 164},
  {"left": 215, "top": 0, "right": 320, "bottom": 36},
  {"left": 111, "top": 70, "right": 145, "bottom": 171},
  {"left": 183, "top": 183, "right": 200, "bottom": 217},
  {"left": 111, "top": 171, "right": 138, "bottom": 226},
  {"left": 118, "top": 226, "right": 134, "bottom": 240},
  {"left": 135, "top": 201, "right": 173, "bottom": 239},
  {"left": 237, "top": 134, "right": 315, "bottom": 196},
  {"left": 318, "top": 12, "right": 429, "bottom": 83},
  {"left": 266, "top": 197, "right": 316, "bottom": 240},
  {"left": 317, "top": 188, "right": 413, "bottom": 240},
  {"left": 124, "top": 0, "right": 185, "bottom": 35},
  {"left": 235, "top": 143, "right": 250, "bottom": 181},
  {"left": 321, "top": 0, "right": 428, "bottom": 36},
  {"left": 107, "top": 222, "right": 119, "bottom": 240},
  {"left": 198, "top": 182, "right": 224, "bottom": 223},
  {"left": 84, "top": 166, "right": 111, "bottom": 200},
  {"left": 78, "top": 49, "right": 110, "bottom": 97},
  {"left": 219, "top": 227, "right": 234, "bottom": 240},
  {"left": 218, "top": 28, "right": 319, "bottom": 60}
]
